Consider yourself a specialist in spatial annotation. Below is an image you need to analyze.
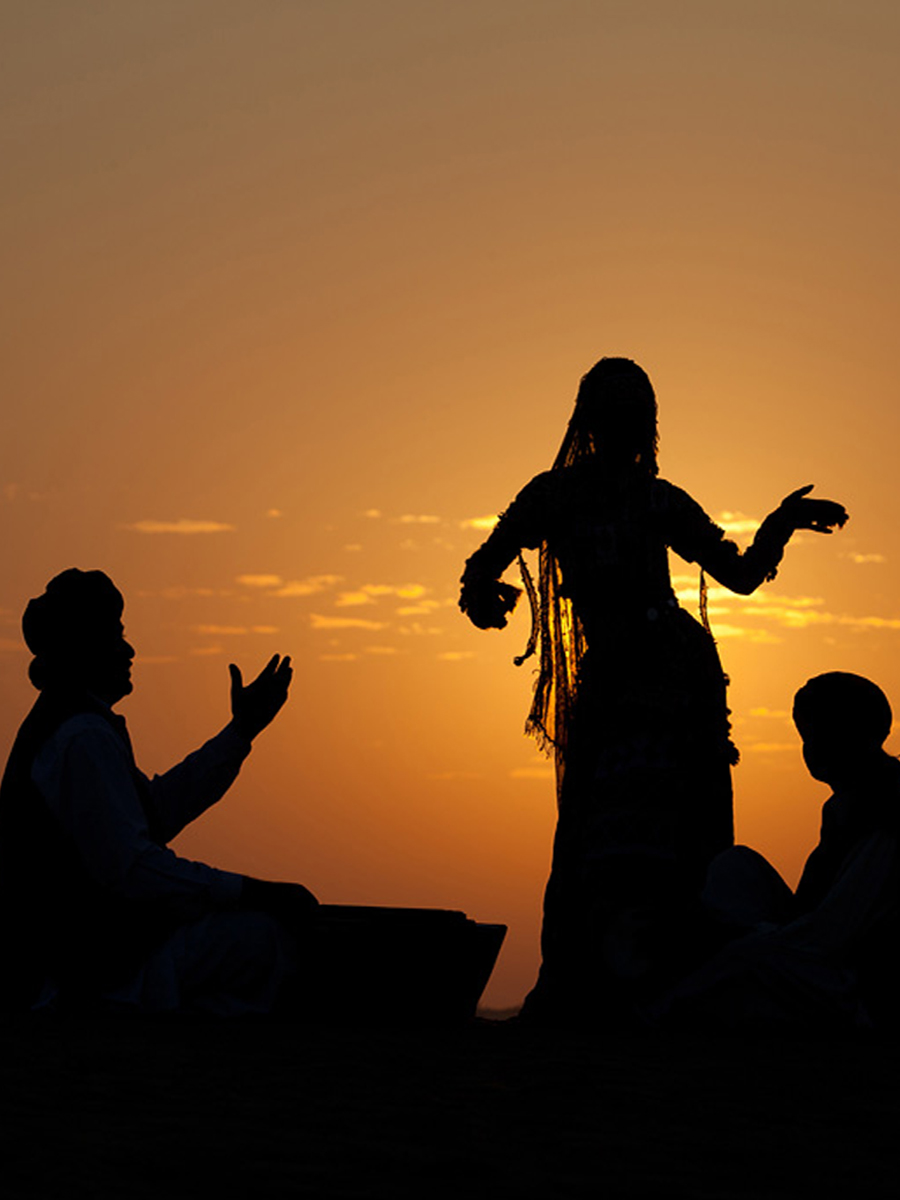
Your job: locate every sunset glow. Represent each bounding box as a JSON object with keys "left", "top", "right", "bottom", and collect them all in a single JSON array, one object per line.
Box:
[{"left": 3, "top": 2, "right": 900, "bottom": 1007}]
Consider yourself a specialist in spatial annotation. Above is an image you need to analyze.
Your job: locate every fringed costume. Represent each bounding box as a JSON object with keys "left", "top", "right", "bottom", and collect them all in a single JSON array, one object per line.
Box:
[{"left": 460, "top": 359, "right": 800, "bottom": 1017}]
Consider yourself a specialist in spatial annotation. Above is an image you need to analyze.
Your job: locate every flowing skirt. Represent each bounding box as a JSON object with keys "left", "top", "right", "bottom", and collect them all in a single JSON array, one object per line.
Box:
[{"left": 524, "top": 606, "right": 737, "bottom": 1018}]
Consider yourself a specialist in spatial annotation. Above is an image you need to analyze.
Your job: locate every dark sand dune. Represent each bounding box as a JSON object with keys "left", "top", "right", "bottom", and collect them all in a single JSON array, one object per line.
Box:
[{"left": 1, "top": 1013, "right": 896, "bottom": 1198}]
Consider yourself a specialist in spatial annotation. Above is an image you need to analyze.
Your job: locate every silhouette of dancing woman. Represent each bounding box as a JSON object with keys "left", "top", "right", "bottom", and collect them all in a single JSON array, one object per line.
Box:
[{"left": 459, "top": 357, "right": 848, "bottom": 1019}]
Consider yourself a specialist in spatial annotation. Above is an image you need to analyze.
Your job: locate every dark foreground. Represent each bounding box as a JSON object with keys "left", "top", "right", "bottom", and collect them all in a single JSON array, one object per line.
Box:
[{"left": 1, "top": 1011, "right": 896, "bottom": 1198}]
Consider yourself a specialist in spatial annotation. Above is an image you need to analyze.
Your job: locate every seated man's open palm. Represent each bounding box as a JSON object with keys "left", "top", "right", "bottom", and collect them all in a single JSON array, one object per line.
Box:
[{"left": 229, "top": 654, "right": 293, "bottom": 740}]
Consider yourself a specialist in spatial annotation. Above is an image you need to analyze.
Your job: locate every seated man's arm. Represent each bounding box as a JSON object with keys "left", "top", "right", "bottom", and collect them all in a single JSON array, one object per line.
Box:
[
  {"left": 144, "top": 654, "right": 292, "bottom": 841},
  {"left": 143, "top": 723, "right": 252, "bottom": 843},
  {"left": 745, "top": 831, "right": 898, "bottom": 960},
  {"left": 647, "top": 834, "right": 896, "bottom": 1028},
  {"left": 34, "top": 717, "right": 243, "bottom": 923}
]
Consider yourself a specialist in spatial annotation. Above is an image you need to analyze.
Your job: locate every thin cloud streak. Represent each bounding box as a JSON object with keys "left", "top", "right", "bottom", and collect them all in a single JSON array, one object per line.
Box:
[
  {"left": 429, "top": 771, "right": 484, "bottom": 781},
  {"left": 673, "top": 577, "right": 900, "bottom": 637},
  {"left": 336, "top": 583, "right": 429, "bottom": 607},
  {"left": 273, "top": 575, "right": 342, "bottom": 597},
  {"left": 310, "top": 615, "right": 387, "bottom": 631},
  {"left": 714, "top": 512, "right": 761, "bottom": 537},
  {"left": 739, "top": 607, "right": 900, "bottom": 631},
  {"left": 335, "top": 591, "right": 375, "bottom": 607},
  {"left": 193, "top": 625, "right": 280, "bottom": 636},
  {"left": 155, "top": 586, "right": 220, "bottom": 600},
  {"left": 236, "top": 574, "right": 283, "bottom": 588},
  {"left": 124, "top": 519, "right": 235, "bottom": 534},
  {"left": 708, "top": 624, "right": 784, "bottom": 644}
]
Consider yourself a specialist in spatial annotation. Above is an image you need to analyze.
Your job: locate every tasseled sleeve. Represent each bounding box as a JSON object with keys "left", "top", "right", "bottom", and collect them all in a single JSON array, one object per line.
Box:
[
  {"left": 661, "top": 483, "right": 795, "bottom": 595},
  {"left": 459, "top": 473, "right": 550, "bottom": 629}
]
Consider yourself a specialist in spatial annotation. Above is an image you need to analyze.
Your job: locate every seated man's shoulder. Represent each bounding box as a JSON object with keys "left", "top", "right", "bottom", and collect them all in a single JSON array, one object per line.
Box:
[
  {"left": 874, "top": 757, "right": 900, "bottom": 827},
  {"left": 50, "top": 710, "right": 118, "bottom": 743},
  {"left": 33, "top": 712, "right": 125, "bottom": 776}
]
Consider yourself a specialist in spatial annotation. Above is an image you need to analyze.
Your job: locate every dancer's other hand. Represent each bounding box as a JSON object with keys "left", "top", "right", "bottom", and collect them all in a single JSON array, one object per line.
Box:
[{"left": 459, "top": 578, "right": 521, "bottom": 629}]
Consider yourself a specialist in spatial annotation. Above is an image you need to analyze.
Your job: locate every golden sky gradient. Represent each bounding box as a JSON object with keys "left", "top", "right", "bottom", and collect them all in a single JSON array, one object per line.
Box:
[{"left": 3, "top": 2, "right": 900, "bottom": 1007}]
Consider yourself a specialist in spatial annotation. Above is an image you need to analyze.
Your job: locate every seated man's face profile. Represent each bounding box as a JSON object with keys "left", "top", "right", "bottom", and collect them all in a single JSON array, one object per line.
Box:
[
  {"left": 792, "top": 672, "right": 893, "bottom": 788},
  {"left": 83, "top": 621, "right": 135, "bottom": 706},
  {"left": 22, "top": 568, "right": 135, "bottom": 705}
]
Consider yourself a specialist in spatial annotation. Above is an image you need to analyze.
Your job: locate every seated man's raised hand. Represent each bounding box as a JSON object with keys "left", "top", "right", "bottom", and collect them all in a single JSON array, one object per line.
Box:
[{"left": 228, "top": 654, "right": 293, "bottom": 741}]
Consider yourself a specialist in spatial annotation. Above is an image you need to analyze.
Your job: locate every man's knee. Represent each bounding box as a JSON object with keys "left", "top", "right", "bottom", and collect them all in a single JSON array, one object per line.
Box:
[
  {"left": 207, "top": 909, "right": 295, "bottom": 967},
  {"left": 702, "top": 845, "right": 793, "bottom": 928},
  {"left": 174, "top": 910, "right": 297, "bottom": 1015}
]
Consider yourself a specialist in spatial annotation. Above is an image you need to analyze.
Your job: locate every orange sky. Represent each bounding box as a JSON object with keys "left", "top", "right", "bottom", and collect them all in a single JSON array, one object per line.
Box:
[{"left": 3, "top": 2, "right": 900, "bottom": 1007}]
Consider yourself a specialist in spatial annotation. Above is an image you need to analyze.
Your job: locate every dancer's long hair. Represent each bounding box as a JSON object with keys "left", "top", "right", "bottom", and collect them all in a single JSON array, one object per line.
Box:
[{"left": 517, "top": 358, "right": 658, "bottom": 801}]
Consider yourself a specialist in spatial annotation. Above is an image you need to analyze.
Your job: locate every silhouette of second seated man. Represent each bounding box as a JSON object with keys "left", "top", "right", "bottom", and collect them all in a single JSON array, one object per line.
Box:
[
  {"left": 0, "top": 569, "right": 320, "bottom": 1016},
  {"left": 654, "top": 672, "right": 899, "bottom": 1029}
]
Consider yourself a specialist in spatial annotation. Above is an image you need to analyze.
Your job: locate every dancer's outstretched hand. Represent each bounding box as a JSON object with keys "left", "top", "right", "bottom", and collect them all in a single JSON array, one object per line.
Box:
[
  {"left": 229, "top": 654, "right": 293, "bottom": 740},
  {"left": 778, "top": 485, "right": 849, "bottom": 534}
]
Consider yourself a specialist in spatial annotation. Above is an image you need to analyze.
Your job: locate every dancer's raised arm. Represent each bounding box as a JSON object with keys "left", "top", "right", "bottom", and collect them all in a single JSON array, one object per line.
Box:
[{"left": 669, "top": 483, "right": 848, "bottom": 597}]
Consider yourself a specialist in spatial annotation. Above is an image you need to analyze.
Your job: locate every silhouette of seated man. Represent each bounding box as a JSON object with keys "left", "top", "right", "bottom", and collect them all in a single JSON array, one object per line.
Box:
[
  {"left": 0, "top": 568, "right": 318, "bottom": 1016},
  {"left": 653, "top": 672, "right": 899, "bottom": 1029}
]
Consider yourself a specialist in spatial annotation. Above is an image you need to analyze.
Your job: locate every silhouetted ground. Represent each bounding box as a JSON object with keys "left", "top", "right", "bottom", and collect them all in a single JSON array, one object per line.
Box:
[{"left": 0, "top": 1012, "right": 896, "bottom": 1198}]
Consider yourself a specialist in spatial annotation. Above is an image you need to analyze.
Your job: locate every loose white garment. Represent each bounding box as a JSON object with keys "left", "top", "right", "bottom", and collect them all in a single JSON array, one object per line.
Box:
[
  {"left": 26, "top": 710, "right": 302, "bottom": 1013},
  {"left": 31, "top": 711, "right": 248, "bottom": 917},
  {"left": 652, "top": 831, "right": 898, "bottom": 1028}
]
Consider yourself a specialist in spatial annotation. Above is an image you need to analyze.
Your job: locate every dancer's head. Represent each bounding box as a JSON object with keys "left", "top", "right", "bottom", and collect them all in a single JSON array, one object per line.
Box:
[
  {"left": 23, "top": 568, "right": 134, "bottom": 703},
  {"left": 793, "top": 671, "right": 892, "bottom": 786},
  {"left": 556, "top": 357, "right": 658, "bottom": 474}
]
